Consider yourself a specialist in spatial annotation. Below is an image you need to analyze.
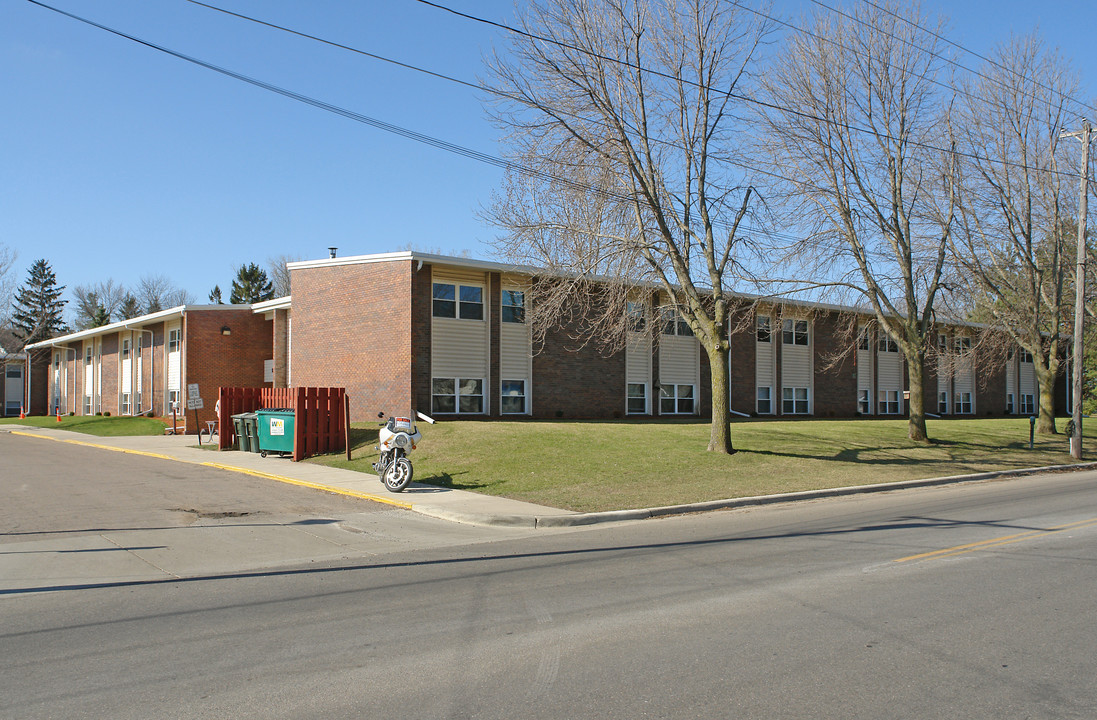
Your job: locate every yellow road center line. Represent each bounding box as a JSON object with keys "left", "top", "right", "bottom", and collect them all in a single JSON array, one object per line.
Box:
[{"left": 895, "top": 517, "right": 1097, "bottom": 563}]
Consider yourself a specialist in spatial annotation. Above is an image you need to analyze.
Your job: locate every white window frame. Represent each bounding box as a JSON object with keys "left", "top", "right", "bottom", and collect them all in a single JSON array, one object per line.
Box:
[
  {"left": 660, "top": 307, "right": 693, "bottom": 337},
  {"left": 857, "top": 389, "right": 870, "bottom": 415},
  {"left": 878, "top": 336, "right": 899, "bottom": 353},
  {"left": 1006, "top": 392, "right": 1015, "bottom": 414},
  {"left": 782, "top": 319, "right": 809, "bottom": 346},
  {"left": 168, "top": 328, "right": 181, "bottom": 354},
  {"left": 500, "top": 379, "right": 526, "bottom": 414},
  {"left": 756, "top": 316, "right": 772, "bottom": 343},
  {"left": 938, "top": 390, "right": 949, "bottom": 415},
  {"left": 432, "top": 283, "right": 485, "bottom": 321},
  {"left": 659, "top": 384, "right": 696, "bottom": 415},
  {"left": 626, "top": 301, "right": 647, "bottom": 332},
  {"left": 782, "top": 386, "right": 809, "bottom": 414},
  {"left": 627, "top": 383, "right": 648, "bottom": 415},
  {"left": 955, "top": 392, "right": 973, "bottom": 414},
  {"left": 432, "top": 377, "right": 485, "bottom": 414},
  {"left": 501, "top": 289, "right": 525, "bottom": 324},
  {"left": 1020, "top": 393, "right": 1035, "bottom": 415},
  {"left": 757, "top": 386, "right": 773, "bottom": 415},
  {"left": 878, "top": 390, "right": 900, "bottom": 415}
]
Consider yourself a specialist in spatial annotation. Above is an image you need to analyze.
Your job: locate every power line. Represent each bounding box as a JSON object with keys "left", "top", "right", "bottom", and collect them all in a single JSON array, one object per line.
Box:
[
  {"left": 23, "top": 0, "right": 802, "bottom": 245},
  {"left": 414, "top": 0, "right": 1082, "bottom": 181}
]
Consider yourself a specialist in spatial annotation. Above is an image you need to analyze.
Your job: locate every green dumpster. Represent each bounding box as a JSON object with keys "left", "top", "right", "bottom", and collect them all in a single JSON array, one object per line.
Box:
[
  {"left": 256, "top": 408, "right": 295, "bottom": 458},
  {"left": 231, "top": 413, "right": 252, "bottom": 452},
  {"left": 242, "top": 412, "right": 260, "bottom": 453}
]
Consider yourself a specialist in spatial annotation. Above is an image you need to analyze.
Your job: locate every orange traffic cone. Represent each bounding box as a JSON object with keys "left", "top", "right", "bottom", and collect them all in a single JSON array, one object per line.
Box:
[
  {"left": 19, "top": 406, "right": 25, "bottom": 419},
  {"left": 56, "top": 409, "right": 62, "bottom": 423}
]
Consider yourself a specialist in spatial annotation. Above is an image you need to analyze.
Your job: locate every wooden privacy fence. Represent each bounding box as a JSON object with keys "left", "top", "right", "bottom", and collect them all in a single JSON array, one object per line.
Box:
[{"left": 218, "top": 387, "right": 348, "bottom": 462}]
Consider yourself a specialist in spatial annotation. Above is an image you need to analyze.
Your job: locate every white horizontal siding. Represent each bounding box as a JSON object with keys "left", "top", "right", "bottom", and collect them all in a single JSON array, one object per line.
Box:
[
  {"left": 433, "top": 266, "right": 487, "bottom": 285},
  {"left": 782, "top": 345, "right": 812, "bottom": 388},
  {"left": 756, "top": 339, "right": 774, "bottom": 387},
  {"left": 432, "top": 317, "right": 489, "bottom": 378},
  {"left": 500, "top": 323, "right": 530, "bottom": 380},
  {"left": 1005, "top": 355, "right": 1016, "bottom": 396},
  {"left": 626, "top": 332, "right": 651, "bottom": 385},
  {"left": 877, "top": 351, "right": 903, "bottom": 392},
  {"left": 659, "top": 335, "right": 699, "bottom": 385},
  {"left": 857, "top": 345, "right": 873, "bottom": 394},
  {"left": 1019, "top": 359, "right": 1036, "bottom": 396}
]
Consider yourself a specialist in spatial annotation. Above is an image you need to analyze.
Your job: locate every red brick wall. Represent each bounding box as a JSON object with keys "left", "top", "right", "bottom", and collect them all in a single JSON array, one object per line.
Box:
[
  {"left": 100, "top": 334, "right": 119, "bottom": 416},
  {"left": 412, "top": 263, "right": 433, "bottom": 416},
  {"left": 291, "top": 260, "right": 413, "bottom": 422},
  {"left": 729, "top": 303, "right": 757, "bottom": 415},
  {"left": 186, "top": 308, "right": 273, "bottom": 427},
  {"left": 812, "top": 311, "right": 858, "bottom": 418}
]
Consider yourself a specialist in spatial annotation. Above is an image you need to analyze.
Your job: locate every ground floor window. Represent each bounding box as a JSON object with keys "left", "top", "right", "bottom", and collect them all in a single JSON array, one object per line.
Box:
[
  {"left": 956, "top": 392, "right": 972, "bottom": 414},
  {"left": 782, "top": 387, "right": 809, "bottom": 414},
  {"left": 878, "top": 390, "right": 900, "bottom": 415},
  {"left": 4, "top": 401, "right": 20, "bottom": 416},
  {"left": 432, "top": 378, "right": 484, "bottom": 414},
  {"left": 938, "top": 391, "right": 949, "bottom": 415},
  {"left": 627, "top": 383, "right": 648, "bottom": 414},
  {"left": 757, "top": 386, "right": 772, "bottom": 415},
  {"left": 660, "top": 384, "right": 695, "bottom": 414},
  {"left": 857, "top": 389, "right": 870, "bottom": 415},
  {"left": 501, "top": 380, "right": 526, "bottom": 414},
  {"left": 168, "top": 389, "right": 180, "bottom": 414},
  {"left": 84, "top": 395, "right": 92, "bottom": 415},
  {"left": 121, "top": 392, "right": 131, "bottom": 415},
  {"left": 1006, "top": 393, "right": 1014, "bottom": 414},
  {"left": 1020, "top": 393, "right": 1035, "bottom": 415}
]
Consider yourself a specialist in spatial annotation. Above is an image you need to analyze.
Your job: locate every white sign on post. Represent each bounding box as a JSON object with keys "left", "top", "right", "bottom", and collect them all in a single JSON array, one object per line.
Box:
[{"left": 186, "top": 383, "right": 203, "bottom": 410}]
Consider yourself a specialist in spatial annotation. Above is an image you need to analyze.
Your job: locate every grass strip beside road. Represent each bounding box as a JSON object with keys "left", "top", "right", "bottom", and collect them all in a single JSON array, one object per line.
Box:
[
  {"left": 309, "top": 417, "right": 1097, "bottom": 513},
  {"left": 0, "top": 415, "right": 166, "bottom": 436}
]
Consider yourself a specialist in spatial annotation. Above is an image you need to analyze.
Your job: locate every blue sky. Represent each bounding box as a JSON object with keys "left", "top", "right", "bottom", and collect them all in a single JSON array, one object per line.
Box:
[{"left": 2, "top": 0, "right": 1095, "bottom": 313}]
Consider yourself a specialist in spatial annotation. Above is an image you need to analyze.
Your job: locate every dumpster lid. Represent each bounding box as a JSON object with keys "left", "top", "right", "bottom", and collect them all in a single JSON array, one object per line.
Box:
[{"left": 257, "top": 408, "right": 295, "bottom": 414}]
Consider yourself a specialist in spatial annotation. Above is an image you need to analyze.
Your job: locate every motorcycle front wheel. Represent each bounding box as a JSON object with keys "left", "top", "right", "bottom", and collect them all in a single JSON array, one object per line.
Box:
[{"left": 382, "top": 456, "right": 414, "bottom": 492}]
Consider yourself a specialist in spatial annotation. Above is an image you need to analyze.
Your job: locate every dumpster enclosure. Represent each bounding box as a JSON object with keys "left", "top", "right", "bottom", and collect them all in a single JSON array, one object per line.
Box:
[{"left": 217, "top": 387, "right": 347, "bottom": 461}]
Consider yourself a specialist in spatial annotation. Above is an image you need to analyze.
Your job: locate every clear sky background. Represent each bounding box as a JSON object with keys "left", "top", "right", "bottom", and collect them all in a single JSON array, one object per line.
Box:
[{"left": 2, "top": 0, "right": 1095, "bottom": 318}]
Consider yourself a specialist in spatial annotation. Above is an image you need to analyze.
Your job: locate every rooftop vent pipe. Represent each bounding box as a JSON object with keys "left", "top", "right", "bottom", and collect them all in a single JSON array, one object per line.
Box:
[{"left": 328, "top": 247, "right": 337, "bottom": 259}]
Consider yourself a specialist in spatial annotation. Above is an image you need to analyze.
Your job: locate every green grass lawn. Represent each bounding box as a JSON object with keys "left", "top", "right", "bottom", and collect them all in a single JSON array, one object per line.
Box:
[
  {"left": 0, "top": 414, "right": 167, "bottom": 436},
  {"left": 310, "top": 417, "right": 1097, "bottom": 512}
]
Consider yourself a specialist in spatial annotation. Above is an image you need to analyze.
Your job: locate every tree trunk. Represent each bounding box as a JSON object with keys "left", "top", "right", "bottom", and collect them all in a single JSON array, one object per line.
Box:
[
  {"left": 1033, "top": 363, "right": 1059, "bottom": 434},
  {"left": 906, "top": 351, "right": 930, "bottom": 443},
  {"left": 706, "top": 343, "right": 735, "bottom": 454}
]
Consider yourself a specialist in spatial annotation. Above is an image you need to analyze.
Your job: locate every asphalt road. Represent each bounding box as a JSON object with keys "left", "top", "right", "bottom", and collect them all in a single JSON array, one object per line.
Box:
[{"left": 3, "top": 433, "right": 1097, "bottom": 719}]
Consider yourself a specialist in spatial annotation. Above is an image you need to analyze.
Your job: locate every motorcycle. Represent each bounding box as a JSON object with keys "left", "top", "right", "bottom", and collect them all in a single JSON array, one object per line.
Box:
[{"left": 373, "top": 411, "right": 435, "bottom": 492}]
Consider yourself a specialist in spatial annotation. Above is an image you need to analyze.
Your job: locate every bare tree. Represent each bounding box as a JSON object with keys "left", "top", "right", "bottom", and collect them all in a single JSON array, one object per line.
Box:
[
  {"left": 266, "top": 254, "right": 303, "bottom": 298},
  {"left": 0, "top": 244, "right": 15, "bottom": 328},
  {"left": 950, "top": 34, "right": 1079, "bottom": 434},
  {"left": 72, "top": 279, "right": 127, "bottom": 328},
  {"left": 485, "top": 0, "right": 772, "bottom": 453},
  {"left": 136, "top": 274, "right": 194, "bottom": 313},
  {"left": 759, "top": 1, "right": 956, "bottom": 442}
]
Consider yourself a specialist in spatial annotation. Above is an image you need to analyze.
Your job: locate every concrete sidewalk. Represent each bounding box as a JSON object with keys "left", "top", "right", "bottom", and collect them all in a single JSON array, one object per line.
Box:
[{"left": 6, "top": 424, "right": 1097, "bottom": 528}]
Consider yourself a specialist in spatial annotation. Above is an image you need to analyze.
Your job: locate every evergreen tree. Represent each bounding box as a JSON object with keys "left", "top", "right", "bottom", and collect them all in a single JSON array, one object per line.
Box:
[
  {"left": 229, "top": 264, "right": 274, "bottom": 304},
  {"left": 209, "top": 285, "right": 224, "bottom": 304},
  {"left": 119, "top": 293, "right": 141, "bottom": 320},
  {"left": 11, "top": 259, "right": 67, "bottom": 347},
  {"left": 90, "top": 303, "right": 110, "bottom": 328}
]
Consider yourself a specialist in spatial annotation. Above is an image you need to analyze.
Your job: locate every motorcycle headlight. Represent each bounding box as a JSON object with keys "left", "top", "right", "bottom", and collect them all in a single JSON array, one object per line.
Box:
[{"left": 394, "top": 432, "right": 410, "bottom": 449}]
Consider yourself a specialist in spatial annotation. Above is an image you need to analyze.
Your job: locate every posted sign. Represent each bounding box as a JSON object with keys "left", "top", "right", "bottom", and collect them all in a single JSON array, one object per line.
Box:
[{"left": 186, "top": 383, "right": 203, "bottom": 410}]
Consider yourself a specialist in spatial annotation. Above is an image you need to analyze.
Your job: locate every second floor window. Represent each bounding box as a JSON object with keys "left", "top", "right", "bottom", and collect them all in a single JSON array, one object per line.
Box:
[{"left": 501, "top": 290, "right": 525, "bottom": 323}]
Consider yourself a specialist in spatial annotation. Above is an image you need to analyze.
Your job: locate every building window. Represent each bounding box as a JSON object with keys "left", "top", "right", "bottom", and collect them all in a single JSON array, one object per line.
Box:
[
  {"left": 121, "top": 392, "right": 131, "bottom": 415},
  {"left": 661, "top": 308, "right": 693, "bottom": 336},
  {"left": 627, "top": 383, "right": 648, "bottom": 414},
  {"left": 432, "top": 283, "right": 456, "bottom": 318},
  {"left": 1019, "top": 349, "right": 1034, "bottom": 364},
  {"left": 168, "top": 329, "right": 181, "bottom": 353},
  {"left": 782, "top": 387, "right": 809, "bottom": 414},
  {"left": 168, "top": 389, "right": 180, "bottom": 413},
  {"left": 5, "top": 364, "right": 20, "bottom": 379},
  {"left": 878, "top": 390, "right": 900, "bottom": 414},
  {"left": 433, "top": 283, "right": 483, "bottom": 320},
  {"left": 954, "top": 337, "right": 972, "bottom": 355},
  {"left": 501, "top": 290, "right": 525, "bottom": 323},
  {"left": 857, "top": 328, "right": 870, "bottom": 350},
  {"left": 459, "top": 286, "right": 483, "bottom": 320},
  {"left": 1006, "top": 393, "right": 1015, "bottom": 414},
  {"left": 878, "top": 335, "right": 898, "bottom": 353},
  {"left": 757, "top": 386, "right": 772, "bottom": 414},
  {"left": 1020, "top": 394, "right": 1035, "bottom": 415},
  {"left": 626, "top": 301, "right": 647, "bottom": 332},
  {"left": 858, "top": 389, "right": 870, "bottom": 414},
  {"left": 501, "top": 380, "right": 526, "bottom": 414},
  {"left": 956, "top": 392, "right": 973, "bottom": 414},
  {"left": 938, "top": 391, "right": 949, "bottom": 414},
  {"left": 660, "top": 384, "right": 695, "bottom": 414},
  {"left": 432, "top": 378, "right": 484, "bottom": 414},
  {"left": 757, "top": 316, "right": 772, "bottom": 343},
  {"left": 782, "top": 319, "right": 808, "bottom": 346}
]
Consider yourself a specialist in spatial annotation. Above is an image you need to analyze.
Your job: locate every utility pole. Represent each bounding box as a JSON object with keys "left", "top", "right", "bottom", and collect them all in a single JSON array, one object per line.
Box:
[{"left": 1063, "top": 120, "right": 1091, "bottom": 459}]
